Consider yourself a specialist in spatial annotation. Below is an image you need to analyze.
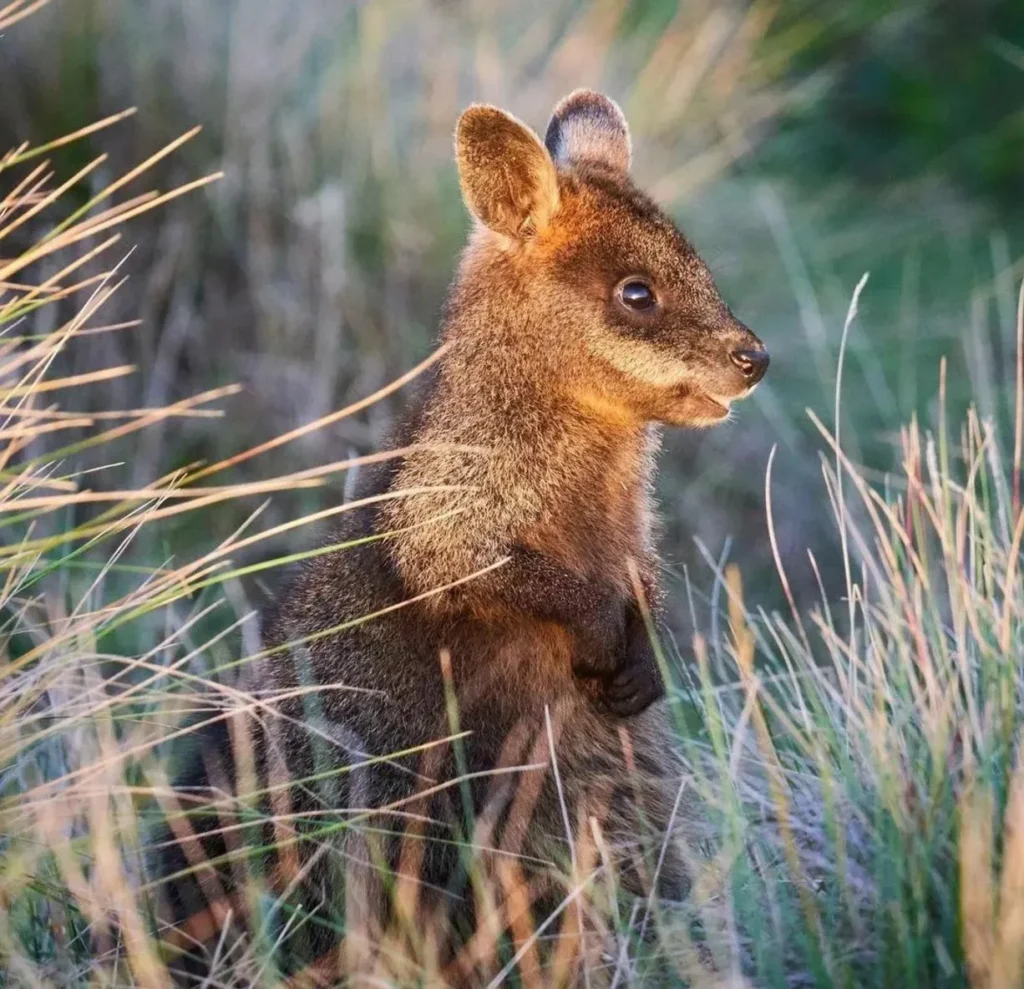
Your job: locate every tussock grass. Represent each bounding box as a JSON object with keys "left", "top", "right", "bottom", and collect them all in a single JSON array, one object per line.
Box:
[
  {"left": 0, "top": 89, "right": 452, "bottom": 984},
  {"left": 3, "top": 4, "right": 1024, "bottom": 988},
  {"left": 4, "top": 134, "right": 1024, "bottom": 980},
  {"left": 665, "top": 279, "right": 1024, "bottom": 987}
]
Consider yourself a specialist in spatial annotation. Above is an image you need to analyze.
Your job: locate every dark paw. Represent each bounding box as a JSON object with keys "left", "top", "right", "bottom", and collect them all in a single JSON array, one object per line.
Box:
[
  {"left": 572, "top": 644, "right": 619, "bottom": 679},
  {"left": 599, "top": 664, "right": 665, "bottom": 718},
  {"left": 571, "top": 616, "right": 626, "bottom": 678}
]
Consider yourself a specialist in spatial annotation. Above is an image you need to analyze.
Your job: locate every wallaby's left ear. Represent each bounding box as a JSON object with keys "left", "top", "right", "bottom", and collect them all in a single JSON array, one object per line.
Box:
[
  {"left": 545, "top": 89, "right": 631, "bottom": 175},
  {"left": 455, "top": 104, "right": 559, "bottom": 240}
]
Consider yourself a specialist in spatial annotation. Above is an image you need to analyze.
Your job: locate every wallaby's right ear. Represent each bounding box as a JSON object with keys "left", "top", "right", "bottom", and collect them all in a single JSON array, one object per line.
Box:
[
  {"left": 545, "top": 90, "right": 631, "bottom": 175},
  {"left": 455, "top": 105, "right": 559, "bottom": 240}
]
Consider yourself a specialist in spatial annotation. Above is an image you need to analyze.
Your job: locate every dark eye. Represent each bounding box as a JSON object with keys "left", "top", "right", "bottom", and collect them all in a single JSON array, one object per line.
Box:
[{"left": 618, "top": 279, "right": 656, "bottom": 311}]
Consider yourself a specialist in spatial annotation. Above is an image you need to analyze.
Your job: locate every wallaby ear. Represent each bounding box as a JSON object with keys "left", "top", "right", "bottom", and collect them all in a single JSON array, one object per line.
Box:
[
  {"left": 544, "top": 89, "right": 631, "bottom": 175},
  {"left": 455, "top": 105, "right": 559, "bottom": 239}
]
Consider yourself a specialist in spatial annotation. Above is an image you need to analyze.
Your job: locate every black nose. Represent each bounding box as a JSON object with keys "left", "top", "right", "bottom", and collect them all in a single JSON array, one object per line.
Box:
[{"left": 730, "top": 348, "right": 770, "bottom": 385}]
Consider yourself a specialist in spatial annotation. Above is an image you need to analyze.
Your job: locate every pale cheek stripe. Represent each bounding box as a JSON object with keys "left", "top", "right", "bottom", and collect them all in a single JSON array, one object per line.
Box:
[{"left": 592, "top": 343, "right": 691, "bottom": 388}]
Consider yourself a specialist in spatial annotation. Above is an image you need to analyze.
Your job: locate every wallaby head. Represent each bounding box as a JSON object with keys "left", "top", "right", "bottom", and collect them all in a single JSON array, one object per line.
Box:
[{"left": 453, "top": 89, "right": 768, "bottom": 427}]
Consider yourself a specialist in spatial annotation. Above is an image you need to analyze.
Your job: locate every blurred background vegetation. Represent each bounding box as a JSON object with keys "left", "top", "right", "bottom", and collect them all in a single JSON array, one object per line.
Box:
[
  {"left": 3, "top": 0, "right": 1022, "bottom": 633},
  {"left": 3, "top": 5, "right": 1024, "bottom": 982}
]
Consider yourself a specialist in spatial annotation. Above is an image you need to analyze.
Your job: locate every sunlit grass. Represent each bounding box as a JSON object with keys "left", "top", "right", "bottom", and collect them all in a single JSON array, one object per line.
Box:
[
  {"left": 662, "top": 278, "right": 1024, "bottom": 987},
  {"left": 2, "top": 2, "right": 1024, "bottom": 987},
  {"left": 5, "top": 126, "right": 1024, "bottom": 979},
  {"left": 0, "top": 101, "right": 457, "bottom": 984}
]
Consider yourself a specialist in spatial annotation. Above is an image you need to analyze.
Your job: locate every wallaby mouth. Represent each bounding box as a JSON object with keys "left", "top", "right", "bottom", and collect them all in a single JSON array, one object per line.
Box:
[
  {"left": 667, "top": 387, "right": 734, "bottom": 424},
  {"left": 704, "top": 394, "right": 735, "bottom": 415},
  {"left": 708, "top": 377, "right": 765, "bottom": 412},
  {"left": 671, "top": 369, "right": 764, "bottom": 425}
]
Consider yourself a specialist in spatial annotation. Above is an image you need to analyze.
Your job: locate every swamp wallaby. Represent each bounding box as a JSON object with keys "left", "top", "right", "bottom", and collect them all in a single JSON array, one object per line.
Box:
[{"left": 158, "top": 89, "right": 768, "bottom": 985}]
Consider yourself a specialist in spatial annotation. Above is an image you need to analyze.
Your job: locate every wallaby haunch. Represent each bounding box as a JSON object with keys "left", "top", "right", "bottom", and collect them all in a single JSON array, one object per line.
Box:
[{"left": 157, "top": 90, "right": 768, "bottom": 985}]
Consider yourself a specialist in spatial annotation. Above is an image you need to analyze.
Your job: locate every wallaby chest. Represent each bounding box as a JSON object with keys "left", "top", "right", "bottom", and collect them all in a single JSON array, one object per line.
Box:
[{"left": 522, "top": 420, "right": 649, "bottom": 587}]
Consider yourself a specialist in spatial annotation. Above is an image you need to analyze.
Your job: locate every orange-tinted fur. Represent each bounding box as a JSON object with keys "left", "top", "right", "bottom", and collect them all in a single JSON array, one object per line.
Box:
[{"left": 157, "top": 90, "right": 767, "bottom": 986}]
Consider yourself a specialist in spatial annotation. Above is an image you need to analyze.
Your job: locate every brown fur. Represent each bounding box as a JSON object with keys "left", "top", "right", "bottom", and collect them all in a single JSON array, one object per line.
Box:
[{"left": 157, "top": 90, "right": 767, "bottom": 986}]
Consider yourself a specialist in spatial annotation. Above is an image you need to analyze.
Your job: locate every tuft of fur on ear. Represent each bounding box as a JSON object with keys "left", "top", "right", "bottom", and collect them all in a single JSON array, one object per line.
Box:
[
  {"left": 455, "top": 105, "right": 560, "bottom": 240},
  {"left": 544, "top": 89, "right": 631, "bottom": 175}
]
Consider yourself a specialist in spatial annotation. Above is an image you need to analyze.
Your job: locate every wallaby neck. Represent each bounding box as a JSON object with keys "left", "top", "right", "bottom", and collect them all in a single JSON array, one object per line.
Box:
[{"left": 426, "top": 302, "right": 659, "bottom": 516}]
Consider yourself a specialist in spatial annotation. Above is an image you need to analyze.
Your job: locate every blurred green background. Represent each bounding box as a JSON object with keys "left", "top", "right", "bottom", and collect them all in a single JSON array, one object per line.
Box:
[{"left": 3, "top": 0, "right": 1022, "bottom": 632}]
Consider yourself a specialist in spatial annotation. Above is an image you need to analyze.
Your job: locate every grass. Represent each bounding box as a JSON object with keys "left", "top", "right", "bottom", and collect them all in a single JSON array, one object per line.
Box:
[
  {"left": 3, "top": 1, "right": 1024, "bottom": 987},
  {"left": 8, "top": 237, "right": 1024, "bottom": 984}
]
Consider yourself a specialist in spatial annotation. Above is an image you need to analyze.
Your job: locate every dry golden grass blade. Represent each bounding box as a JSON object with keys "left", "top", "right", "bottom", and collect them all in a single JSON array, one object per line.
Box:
[
  {"left": 0, "top": 478, "right": 255, "bottom": 563},
  {"left": 0, "top": 364, "right": 136, "bottom": 399},
  {"left": 42, "top": 126, "right": 202, "bottom": 243},
  {"left": 47, "top": 190, "right": 160, "bottom": 242},
  {"left": 0, "top": 0, "right": 50, "bottom": 33},
  {"left": 0, "top": 476, "right": 332, "bottom": 512},
  {"left": 960, "top": 781, "right": 996, "bottom": 989},
  {"left": 0, "top": 416, "right": 94, "bottom": 439},
  {"left": 0, "top": 269, "right": 123, "bottom": 331},
  {"left": 1, "top": 290, "right": 116, "bottom": 376},
  {"left": 0, "top": 391, "right": 227, "bottom": 420},
  {"left": 1, "top": 319, "right": 142, "bottom": 344},
  {"left": 0, "top": 457, "right": 47, "bottom": 499},
  {"left": 97, "top": 486, "right": 467, "bottom": 619},
  {"left": 2, "top": 383, "right": 241, "bottom": 472},
  {"left": 0, "top": 171, "right": 222, "bottom": 282},
  {"left": 0, "top": 279, "right": 43, "bottom": 291},
  {"left": 0, "top": 159, "right": 51, "bottom": 221},
  {"left": 0, "top": 276, "right": 131, "bottom": 473},
  {"left": 0, "top": 152, "right": 108, "bottom": 242},
  {"left": 991, "top": 750, "right": 1024, "bottom": 989},
  {"left": 185, "top": 342, "right": 452, "bottom": 483},
  {"left": 153, "top": 471, "right": 463, "bottom": 570},
  {"left": 3, "top": 274, "right": 127, "bottom": 402},
  {"left": 0, "top": 234, "right": 122, "bottom": 323},
  {"left": 0, "top": 107, "right": 137, "bottom": 168},
  {"left": 0, "top": 140, "right": 30, "bottom": 170}
]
